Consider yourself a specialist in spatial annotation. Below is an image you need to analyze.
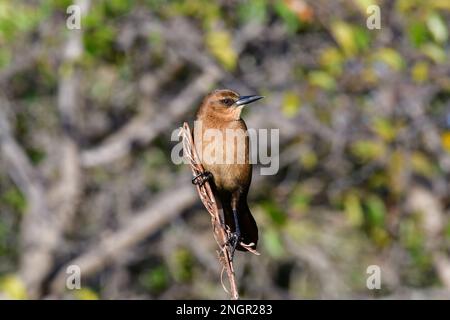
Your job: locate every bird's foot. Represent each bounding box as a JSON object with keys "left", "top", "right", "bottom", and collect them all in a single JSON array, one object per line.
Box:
[
  {"left": 192, "top": 171, "right": 213, "bottom": 186},
  {"left": 227, "top": 231, "right": 241, "bottom": 256}
]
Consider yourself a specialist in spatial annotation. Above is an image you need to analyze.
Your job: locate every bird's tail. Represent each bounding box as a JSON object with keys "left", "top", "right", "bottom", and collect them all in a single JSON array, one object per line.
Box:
[{"left": 223, "top": 200, "right": 258, "bottom": 252}]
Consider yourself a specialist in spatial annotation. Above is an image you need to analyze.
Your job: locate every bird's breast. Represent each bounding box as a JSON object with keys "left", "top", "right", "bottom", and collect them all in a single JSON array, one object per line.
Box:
[
  {"left": 194, "top": 118, "right": 252, "bottom": 192},
  {"left": 205, "top": 162, "right": 251, "bottom": 192}
]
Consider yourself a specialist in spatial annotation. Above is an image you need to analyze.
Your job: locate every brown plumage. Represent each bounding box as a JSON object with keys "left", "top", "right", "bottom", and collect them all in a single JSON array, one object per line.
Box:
[{"left": 193, "top": 89, "right": 263, "bottom": 251}]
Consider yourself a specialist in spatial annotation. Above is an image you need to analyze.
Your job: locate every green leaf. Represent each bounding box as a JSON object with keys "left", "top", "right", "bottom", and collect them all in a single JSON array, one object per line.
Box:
[
  {"left": 0, "top": 48, "right": 11, "bottom": 69},
  {"left": 167, "top": 0, "right": 220, "bottom": 28},
  {"left": 353, "top": 27, "right": 370, "bottom": 52},
  {"left": 365, "top": 195, "right": 386, "bottom": 228},
  {"left": 273, "top": 0, "right": 301, "bottom": 33},
  {"left": 84, "top": 25, "right": 116, "bottom": 59},
  {"left": 105, "top": 0, "right": 133, "bottom": 16},
  {"left": 171, "top": 248, "right": 194, "bottom": 282},
  {"left": 407, "top": 22, "right": 429, "bottom": 47},
  {"left": 141, "top": 266, "right": 169, "bottom": 293},
  {"left": 289, "top": 191, "right": 311, "bottom": 213},
  {"left": 261, "top": 200, "right": 287, "bottom": 226},
  {"left": 400, "top": 216, "right": 424, "bottom": 250},
  {"left": 263, "top": 228, "right": 285, "bottom": 258},
  {"left": 445, "top": 220, "right": 450, "bottom": 240},
  {"left": 27, "top": 147, "right": 46, "bottom": 165},
  {"left": 0, "top": 2, "right": 47, "bottom": 42},
  {"left": 238, "top": 0, "right": 267, "bottom": 24},
  {"left": 2, "top": 188, "right": 26, "bottom": 213}
]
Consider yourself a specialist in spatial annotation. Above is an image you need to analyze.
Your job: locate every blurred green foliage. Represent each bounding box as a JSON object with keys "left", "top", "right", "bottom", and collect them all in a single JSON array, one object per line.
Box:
[{"left": 140, "top": 266, "right": 170, "bottom": 293}]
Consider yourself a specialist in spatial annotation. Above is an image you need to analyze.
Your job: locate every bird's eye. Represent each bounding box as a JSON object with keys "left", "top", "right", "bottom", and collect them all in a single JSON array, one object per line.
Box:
[{"left": 221, "top": 98, "right": 234, "bottom": 106}]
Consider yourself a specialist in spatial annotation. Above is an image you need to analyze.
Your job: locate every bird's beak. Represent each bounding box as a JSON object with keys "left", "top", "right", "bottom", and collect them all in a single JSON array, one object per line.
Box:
[{"left": 235, "top": 95, "right": 264, "bottom": 106}]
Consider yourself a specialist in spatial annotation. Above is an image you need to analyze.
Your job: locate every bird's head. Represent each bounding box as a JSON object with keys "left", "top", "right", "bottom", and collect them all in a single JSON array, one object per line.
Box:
[{"left": 197, "top": 89, "right": 263, "bottom": 121}]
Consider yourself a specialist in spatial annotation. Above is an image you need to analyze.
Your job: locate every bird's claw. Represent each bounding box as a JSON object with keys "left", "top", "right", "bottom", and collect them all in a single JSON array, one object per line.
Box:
[
  {"left": 227, "top": 231, "right": 241, "bottom": 255},
  {"left": 192, "top": 171, "right": 213, "bottom": 186}
]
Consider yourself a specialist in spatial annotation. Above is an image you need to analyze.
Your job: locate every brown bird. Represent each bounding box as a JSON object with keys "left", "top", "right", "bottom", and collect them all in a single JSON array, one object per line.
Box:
[{"left": 193, "top": 89, "right": 263, "bottom": 252}]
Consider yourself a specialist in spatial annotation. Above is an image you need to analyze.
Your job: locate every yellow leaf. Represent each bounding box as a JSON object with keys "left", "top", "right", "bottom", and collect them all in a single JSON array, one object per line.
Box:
[
  {"left": 331, "top": 21, "right": 357, "bottom": 56},
  {"left": 372, "top": 117, "right": 396, "bottom": 142},
  {"left": 0, "top": 274, "right": 27, "bottom": 299},
  {"left": 411, "top": 152, "right": 434, "bottom": 176},
  {"left": 371, "top": 227, "right": 390, "bottom": 247},
  {"left": 282, "top": 91, "right": 301, "bottom": 117},
  {"left": 299, "top": 149, "right": 317, "bottom": 170},
  {"left": 308, "top": 71, "right": 336, "bottom": 90},
  {"left": 368, "top": 171, "right": 387, "bottom": 188},
  {"left": 344, "top": 192, "right": 364, "bottom": 227},
  {"left": 285, "top": 221, "right": 316, "bottom": 243},
  {"left": 442, "top": 131, "right": 450, "bottom": 152},
  {"left": 74, "top": 288, "right": 99, "bottom": 300},
  {"left": 430, "top": 0, "right": 450, "bottom": 10},
  {"left": 396, "top": 0, "right": 415, "bottom": 12},
  {"left": 388, "top": 150, "right": 405, "bottom": 195},
  {"left": 319, "top": 47, "right": 343, "bottom": 75},
  {"left": 411, "top": 61, "right": 429, "bottom": 83},
  {"left": 362, "top": 68, "right": 378, "bottom": 85},
  {"left": 352, "top": 0, "right": 378, "bottom": 13},
  {"left": 372, "top": 48, "right": 404, "bottom": 71},
  {"left": 206, "top": 30, "right": 237, "bottom": 70},
  {"left": 351, "top": 140, "right": 386, "bottom": 161},
  {"left": 421, "top": 43, "right": 446, "bottom": 63}
]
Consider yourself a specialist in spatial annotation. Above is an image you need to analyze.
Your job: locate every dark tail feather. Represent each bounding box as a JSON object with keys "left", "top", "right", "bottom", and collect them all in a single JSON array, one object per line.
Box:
[
  {"left": 237, "top": 201, "right": 258, "bottom": 251},
  {"left": 223, "top": 201, "right": 258, "bottom": 252}
]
